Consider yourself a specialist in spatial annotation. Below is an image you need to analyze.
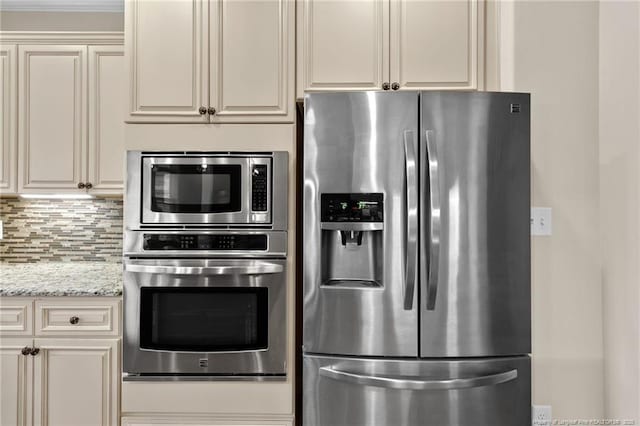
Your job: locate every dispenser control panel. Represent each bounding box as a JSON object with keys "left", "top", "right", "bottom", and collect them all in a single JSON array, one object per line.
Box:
[{"left": 321, "top": 193, "right": 384, "bottom": 222}]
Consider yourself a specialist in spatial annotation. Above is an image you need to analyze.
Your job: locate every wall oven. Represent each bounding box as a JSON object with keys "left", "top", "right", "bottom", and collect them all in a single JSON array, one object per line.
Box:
[{"left": 123, "top": 151, "right": 288, "bottom": 381}]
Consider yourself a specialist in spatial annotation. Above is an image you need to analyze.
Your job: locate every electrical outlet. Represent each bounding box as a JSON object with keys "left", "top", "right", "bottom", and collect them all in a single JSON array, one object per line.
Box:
[
  {"left": 531, "top": 207, "right": 552, "bottom": 236},
  {"left": 532, "top": 405, "right": 552, "bottom": 426}
]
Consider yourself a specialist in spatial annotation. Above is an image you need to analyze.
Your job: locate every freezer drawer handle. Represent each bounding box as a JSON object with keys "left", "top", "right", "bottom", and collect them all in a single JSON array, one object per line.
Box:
[
  {"left": 423, "top": 130, "right": 441, "bottom": 310},
  {"left": 124, "top": 262, "right": 283, "bottom": 276},
  {"left": 403, "top": 130, "right": 418, "bottom": 310},
  {"left": 319, "top": 366, "right": 518, "bottom": 391}
]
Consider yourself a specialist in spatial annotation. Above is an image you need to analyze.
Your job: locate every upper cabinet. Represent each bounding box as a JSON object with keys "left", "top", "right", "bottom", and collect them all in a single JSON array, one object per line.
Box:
[
  {"left": 126, "top": 0, "right": 294, "bottom": 123},
  {"left": 12, "top": 38, "right": 125, "bottom": 196},
  {"left": 18, "top": 45, "right": 87, "bottom": 193},
  {"left": 297, "top": 0, "right": 484, "bottom": 96},
  {"left": 88, "top": 45, "right": 126, "bottom": 194},
  {"left": 0, "top": 44, "right": 17, "bottom": 195}
]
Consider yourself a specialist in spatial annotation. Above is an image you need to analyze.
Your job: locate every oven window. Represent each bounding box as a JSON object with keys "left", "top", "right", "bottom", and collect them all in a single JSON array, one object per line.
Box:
[
  {"left": 150, "top": 164, "right": 241, "bottom": 213},
  {"left": 139, "top": 287, "right": 268, "bottom": 352}
]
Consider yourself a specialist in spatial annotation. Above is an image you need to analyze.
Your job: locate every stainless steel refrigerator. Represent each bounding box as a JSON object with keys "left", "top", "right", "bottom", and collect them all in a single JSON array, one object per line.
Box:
[{"left": 302, "top": 91, "right": 531, "bottom": 426}]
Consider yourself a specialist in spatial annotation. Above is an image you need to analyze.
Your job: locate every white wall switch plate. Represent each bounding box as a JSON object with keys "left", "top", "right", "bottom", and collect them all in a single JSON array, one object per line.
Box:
[
  {"left": 531, "top": 207, "right": 552, "bottom": 236},
  {"left": 0, "top": 220, "right": 3, "bottom": 239},
  {"left": 532, "top": 405, "right": 552, "bottom": 426}
]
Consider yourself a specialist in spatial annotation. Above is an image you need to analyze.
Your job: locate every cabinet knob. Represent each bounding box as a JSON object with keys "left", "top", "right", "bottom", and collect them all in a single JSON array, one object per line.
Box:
[
  {"left": 208, "top": 107, "right": 216, "bottom": 115},
  {"left": 21, "top": 346, "right": 32, "bottom": 356},
  {"left": 69, "top": 316, "right": 80, "bottom": 325},
  {"left": 85, "top": 183, "right": 93, "bottom": 190},
  {"left": 199, "top": 107, "right": 207, "bottom": 115},
  {"left": 382, "top": 82, "right": 390, "bottom": 91},
  {"left": 77, "top": 182, "right": 86, "bottom": 189},
  {"left": 30, "top": 348, "right": 39, "bottom": 356},
  {"left": 391, "top": 82, "right": 400, "bottom": 90}
]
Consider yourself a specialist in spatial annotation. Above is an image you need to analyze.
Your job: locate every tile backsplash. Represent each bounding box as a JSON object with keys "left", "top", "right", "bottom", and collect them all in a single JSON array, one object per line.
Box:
[{"left": 0, "top": 198, "right": 123, "bottom": 263}]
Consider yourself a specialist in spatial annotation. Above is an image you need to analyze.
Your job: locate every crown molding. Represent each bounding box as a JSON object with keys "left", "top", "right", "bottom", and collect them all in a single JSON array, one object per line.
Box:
[
  {"left": 0, "top": 31, "right": 124, "bottom": 44},
  {"left": 0, "top": 0, "right": 123, "bottom": 13}
]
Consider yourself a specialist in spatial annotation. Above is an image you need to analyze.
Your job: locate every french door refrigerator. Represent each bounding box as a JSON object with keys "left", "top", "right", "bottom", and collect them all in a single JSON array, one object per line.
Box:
[{"left": 302, "top": 91, "right": 531, "bottom": 426}]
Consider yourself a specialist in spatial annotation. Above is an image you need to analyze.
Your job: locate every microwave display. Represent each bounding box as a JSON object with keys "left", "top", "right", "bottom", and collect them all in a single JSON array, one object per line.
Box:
[{"left": 150, "top": 164, "right": 241, "bottom": 213}]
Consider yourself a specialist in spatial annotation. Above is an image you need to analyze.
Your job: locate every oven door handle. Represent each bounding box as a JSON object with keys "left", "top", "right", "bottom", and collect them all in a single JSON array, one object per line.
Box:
[{"left": 124, "top": 262, "right": 284, "bottom": 276}]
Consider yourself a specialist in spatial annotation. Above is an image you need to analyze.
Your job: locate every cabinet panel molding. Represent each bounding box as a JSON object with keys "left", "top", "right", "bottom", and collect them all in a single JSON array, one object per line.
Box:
[
  {"left": 0, "top": 338, "right": 33, "bottom": 426},
  {"left": 389, "top": 0, "right": 482, "bottom": 90},
  {"left": 210, "top": 0, "right": 294, "bottom": 122},
  {"left": 0, "top": 44, "right": 17, "bottom": 195},
  {"left": 300, "top": 0, "right": 389, "bottom": 93},
  {"left": 18, "top": 44, "right": 87, "bottom": 192},
  {"left": 0, "top": 299, "right": 33, "bottom": 335},
  {"left": 88, "top": 45, "right": 125, "bottom": 193},
  {"left": 32, "top": 338, "right": 119, "bottom": 426},
  {"left": 126, "top": 0, "right": 209, "bottom": 122}
]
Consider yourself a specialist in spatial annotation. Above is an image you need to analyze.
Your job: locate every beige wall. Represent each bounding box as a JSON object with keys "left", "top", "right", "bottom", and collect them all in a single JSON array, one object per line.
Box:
[
  {"left": 501, "top": 1, "right": 604, "bottom": 420},
  {"left": 0, "top": 11, "right": 123, "bottom": 31},
  {"left": 599, "top": 0, "right": 640, "bottom": 421}
]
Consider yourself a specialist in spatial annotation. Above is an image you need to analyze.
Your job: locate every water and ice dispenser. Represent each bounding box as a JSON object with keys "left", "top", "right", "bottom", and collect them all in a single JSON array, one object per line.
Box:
[{"left": 320, "top": 193, "right": 384, "bottom": 288}]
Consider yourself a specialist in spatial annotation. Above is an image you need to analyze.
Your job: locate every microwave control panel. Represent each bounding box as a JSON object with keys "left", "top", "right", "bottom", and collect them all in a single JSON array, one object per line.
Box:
[
  {"left": 321, "top": 193, "right": 384, "bottom": 222},
  {"left": 251, "top": 165, "right": 268, "bottom": 212},
  {"left": 143, "top": 234, "right": 268, "bottom": 251}
]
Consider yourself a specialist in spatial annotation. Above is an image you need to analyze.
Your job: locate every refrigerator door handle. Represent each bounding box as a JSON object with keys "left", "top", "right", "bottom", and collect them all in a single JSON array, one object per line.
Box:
[
  {"left": 403, "top": 130, "right": 418, "bottom": 310},
  {"left": 319, "top": 366, "right": 518, "bottom": 391},
  {"left": 424, "top": 130, "right": 441, "bottom": 310}
]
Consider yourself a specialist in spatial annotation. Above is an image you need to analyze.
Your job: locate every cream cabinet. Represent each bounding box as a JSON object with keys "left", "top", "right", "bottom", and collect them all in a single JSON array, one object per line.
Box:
[
  {"left": 122, "top": 417, "right": 293, "bottom": 426},
  {"left": 0, "top": 297, "right": 121, "bottom": 426},
  {"left": 126, "top": 0, "right": 294, "bottom": 123},
  {"left": 17, "top": 44, "right": 124, "bottom": 195},
  {"left": 0, "top": 44, "right": 18, "bottom": 195},
  {"left": 297, "top": 0, "right": 484, "bottom": 96},
  {"left": 88, "top": 46, "right": 126, "bottom": 194}
]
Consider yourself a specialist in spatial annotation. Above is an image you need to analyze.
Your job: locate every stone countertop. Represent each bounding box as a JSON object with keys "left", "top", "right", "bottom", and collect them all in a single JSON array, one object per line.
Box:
[{"left": 0, "top": 262, "right": 122, "bottom": 297}]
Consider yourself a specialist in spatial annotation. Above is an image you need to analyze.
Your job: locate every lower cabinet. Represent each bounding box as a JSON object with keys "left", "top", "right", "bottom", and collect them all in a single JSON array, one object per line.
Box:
[
  {"left": 0, "top": 297, "right": 121, "bottom": 426},
  {"left": 0, "top": 337, "right": 119, "bottom": 426}
]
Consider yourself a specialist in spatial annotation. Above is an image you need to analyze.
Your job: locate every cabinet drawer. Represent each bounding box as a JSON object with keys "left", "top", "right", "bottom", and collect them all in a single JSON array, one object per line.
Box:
[
  {"left": 35, "top": 298, "right": 120, "bottom": 336},
  {"left": 0, "top": 298, "right": 33, "bottom": 335}
]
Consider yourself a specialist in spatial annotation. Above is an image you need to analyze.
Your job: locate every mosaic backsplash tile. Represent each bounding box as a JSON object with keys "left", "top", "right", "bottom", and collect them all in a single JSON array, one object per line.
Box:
[{"left": 0, "top": 198, "right": 123, "bottom": 263}]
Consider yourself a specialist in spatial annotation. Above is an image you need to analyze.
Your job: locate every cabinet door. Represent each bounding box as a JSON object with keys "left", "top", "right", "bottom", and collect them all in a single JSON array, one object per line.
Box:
[
  {"left": 18, "top": 45, "right": 86, "bottom": 193},
  {"left": 389, "top": 0, "right": 483, "bottom": 90},
  {"left": 126, "top": 0, "right": 209, "bottom": 123},
  {"left": 0, "top": 338, "right": 33, "bottom": 426},
  {"left": 298, "top": 0, "right": 389, "bottom": 94},
  {"left": 0, "top": 44, "right": 17, "bottom": 195},
  {"left": 88, "top": 46, "right": 125, "bottom": 194},
  {"left": 210, "top": 0, "right": 294, "bottom": 122},
  {"left": 33, "top": 339, "right": 119, "bottom": 426}
]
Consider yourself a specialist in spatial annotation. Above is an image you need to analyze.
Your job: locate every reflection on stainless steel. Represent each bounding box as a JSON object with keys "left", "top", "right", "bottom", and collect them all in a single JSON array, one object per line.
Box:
[
  {"left": 303, "top": 91, "right": 531, "bottom": 425},
  {"left": 304, "top": 355, "right": 531, "bottom": 426}
]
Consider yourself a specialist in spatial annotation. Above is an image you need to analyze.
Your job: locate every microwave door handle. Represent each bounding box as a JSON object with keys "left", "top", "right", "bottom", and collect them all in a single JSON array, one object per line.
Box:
[
  {"left": 403, "top": 130, "right": 418, "bottom": 311},
  {"left": 319, "top": 366, "right": 518, "bottom": 391},
  {"left": 424, "top": 130, "right": 440, "bottom": 310},
  {"left": 124, "top": 262, "right": 284, "bottom": 276}
]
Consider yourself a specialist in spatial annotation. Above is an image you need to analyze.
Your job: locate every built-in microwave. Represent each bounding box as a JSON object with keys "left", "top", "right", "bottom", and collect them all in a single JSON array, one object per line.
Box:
[{"left": 125, "top": 151, "right": 288, "bottom": 230}]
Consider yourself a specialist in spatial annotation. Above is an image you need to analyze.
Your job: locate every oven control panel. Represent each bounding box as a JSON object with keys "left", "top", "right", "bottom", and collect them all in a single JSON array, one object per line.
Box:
[
  {"left": 143, "top": 234, "right": 268, "bottom": 251},
  {"left": 251, "top": 165, "right": 268, "bottom": 212}
]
